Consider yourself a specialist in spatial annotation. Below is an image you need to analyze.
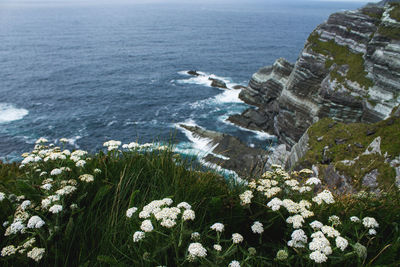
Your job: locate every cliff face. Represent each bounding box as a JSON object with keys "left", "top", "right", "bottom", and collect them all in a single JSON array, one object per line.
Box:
[{"left": 230, "top": 2, "right": 400, "bottom": 148}]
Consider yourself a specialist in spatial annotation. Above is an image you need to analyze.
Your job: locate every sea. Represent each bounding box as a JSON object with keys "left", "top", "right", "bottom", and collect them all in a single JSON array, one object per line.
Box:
[{"left": 0, "top": 0, "right": 368, "bottom": 163}]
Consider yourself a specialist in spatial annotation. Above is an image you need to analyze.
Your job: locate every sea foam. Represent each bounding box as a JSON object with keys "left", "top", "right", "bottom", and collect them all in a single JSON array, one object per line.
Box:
[{"left": 0, "top": 103, "right": 29, "bottom": 123}]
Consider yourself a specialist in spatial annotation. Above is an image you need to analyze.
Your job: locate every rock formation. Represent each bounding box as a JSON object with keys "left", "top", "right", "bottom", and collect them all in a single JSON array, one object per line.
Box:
[
  {"left": 179, "top": 124, "right": 267, "bottom": 177},
  {"left": 229, "top": 2, "right": 400, "bottom": 148}
]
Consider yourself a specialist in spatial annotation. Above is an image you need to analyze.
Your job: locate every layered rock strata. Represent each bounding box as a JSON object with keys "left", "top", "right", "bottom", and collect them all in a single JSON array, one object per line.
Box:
[{"left": 229, "top": 2, "right": 400, "bottom": 148}]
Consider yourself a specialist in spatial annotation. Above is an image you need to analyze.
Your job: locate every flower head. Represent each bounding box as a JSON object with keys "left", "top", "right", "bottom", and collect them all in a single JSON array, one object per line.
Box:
[
  {"left": 232, "top": 233, "right": 244, "bottom": 244},
  {"left": 27, "top": 216, "right": 45, "bottom": 229},
  {"left": 133, "top": 231, "right": 145, "bottom": 242},
  {"left": 188, "top": 242, "right": 207, "bottom": 258},
  {"left": 49, "top": 204, "right": 63, "bottom": 214},
  {"left": 251, "top": 221, "right": 264, "bottom": 234},
  {"left": 210, "top": 222, "right": 224, "bottom": 232},
  {"left": 229, "top": 260, "right": 240, "bottom": 267},
  {"left": 27, "top": 247, "right": 45, "bottom": 262},
  {"left": 126, "top": 207, "right": 138, "bottom": 218}
]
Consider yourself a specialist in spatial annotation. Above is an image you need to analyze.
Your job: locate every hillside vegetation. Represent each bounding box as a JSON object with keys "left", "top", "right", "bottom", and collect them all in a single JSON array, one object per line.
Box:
[{"left": 1, "top": 139, "right": 399, "bottom": 266}]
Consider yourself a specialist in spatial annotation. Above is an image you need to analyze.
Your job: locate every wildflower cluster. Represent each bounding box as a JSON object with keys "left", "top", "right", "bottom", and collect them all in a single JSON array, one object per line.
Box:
[
  {"left": 239, "top": 165, "right": 376, "bottom": 264},
  {"left": 0, "top": 137, "right": 102, "bottom": 263}
]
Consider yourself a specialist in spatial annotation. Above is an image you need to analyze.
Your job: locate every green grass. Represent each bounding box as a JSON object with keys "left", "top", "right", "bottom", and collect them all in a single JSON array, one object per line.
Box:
[
  {"left": 307, "top": 33, "right": 374, "bottom": 90},
  {"left": 1, "top": 141, "right": 400, "bottom": 266}
]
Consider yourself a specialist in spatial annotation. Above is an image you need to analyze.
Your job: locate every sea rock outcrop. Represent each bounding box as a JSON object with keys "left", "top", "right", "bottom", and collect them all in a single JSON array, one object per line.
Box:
[
  {"left": 179, "top": 124, "right": 267, "bottom": 177},
  {"left": 229, "top": 2, "right": 400, "bottom": 148}
]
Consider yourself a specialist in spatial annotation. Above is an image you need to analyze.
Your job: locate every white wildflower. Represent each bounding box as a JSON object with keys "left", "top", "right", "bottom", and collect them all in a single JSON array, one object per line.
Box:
[
  {"left": 27, "top": 216, "right": 45, "bottom": 229},
  {"left": 312, "top": 190, "right": 335, "bottom": 205},
  {"left": 3, "top": 221, "right": 9, "bottom": 227},
  {"left": 0, "top": 192, "right": 5, "bottom": 201},
  {"left": 188, "top": 242, "right": 207, "bottom": 258},
  {"left": 27, "top": 247, "right": 45, "bottom": 262},
  {"left": 182, "top": 209, "right": 195, "bottom": 221},
  {"left": 239, "top": 190, "right": 253, "bottom": 205},
  {"left": 94, "top": 168, "right": 102, "bottom": 174},
  {"left": 309, "top": 250, "right": 328, "bottom": 263},
  {"left": 177, "top": 202, "right": 192, "bottom": 210},
  {"left": 1, "top": 245, "right": 17, "bottom": 256},
  {"left": 287, "top": 229, "right": 307, "bottom": 248},
  {"left": 305, "top": 177, "right": 321, "bottom": 185},
  {"left": 335, "top": 236, "right": 348, "bottom": 251},
  {"left": 362, "top": 217, "right": 379, "bottom": 229},
  {"left": 5, "top": 221, "right": 26, "bottom": 235},
  {"left": 350, "top": 216, "right": 360, "bottom": 223},
  {"left": 162, "top": 198, "right": 173, "bottom": 206},
  {"left": 368, "top": 229, "right": 377, "bottom": 235},
  {"left": 103, "top": 140, "right": 121, "bottom": 151},
  {"left": 49, "top": 204, "right": 63, "bottom": 214},
  {"left": 133, "top": 231, "right": 145, "bottom": 242},
  {"left": 251, "top": 221, "right": 264, "bottom": 234},
  {"left": 50, "top": 168, "right": 62, "bottom": 176},
  {"left": 70, "top": 204, "right": 78, "bottom": 210},
  {"left": 79, "top": 174, "right": 94, "bottom": 183},
  {"left": 35, "top": 138, "right": 48, "bottom": 144},
  {"left": 56, "top": 186, "right": 77, "bottom": 196},
  {"left": 264, "top": 187, "right": 281, "bottom": 198},
  {"left": 20, "top": 200, "right": 31, "bottom": 210},
  {"left": 213, "top": 244, "right": 222, "bottom": 251},
  {"left": 321, "top": 226, "right": 340, "bottom": 238},
  {"left": 160, "top": 218, "right": 176, "bottom": 228},
  {"left": 310, "top": 220, "right": 323, "bottom": 230},
  {"left": 41, "top": 183, "right": 52, "bottom": 190},
  {"left": 140, "top": 220, "right": 154, "bottom": 232},
  {"left": 285, "top": 179, "right": 299, "bottom": 187},
  {"left": 229, "top": 260, "right": 240, "bottom": 267},
  {"left": 41, "top": 199, "right": 51, "bottom": 209},
  {"left": 75, "top": 160, "right": 86, "bottom": 167},
  {"left": 232, "top": 233, "right": 244, "bottom": 244},
  {"left": 267, "top": 197, "right": 282, "bottom": 211},
  {"left": 126, "top": 207, "right": 138, "bottom": 218},
  {"left": 22, "top": 237, "right": 36, "bottom": 249},
  {"left": 210, "top": 222, "right": 224, "bottom": 232},
  {"left": 286, "top": 215, "right": 305, "bottom": 229}
]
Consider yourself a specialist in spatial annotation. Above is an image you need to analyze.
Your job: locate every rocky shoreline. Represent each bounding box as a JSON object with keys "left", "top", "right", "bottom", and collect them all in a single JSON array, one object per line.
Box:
[{"left": 185, "top": 1, "right": 400, "bottom": 193}]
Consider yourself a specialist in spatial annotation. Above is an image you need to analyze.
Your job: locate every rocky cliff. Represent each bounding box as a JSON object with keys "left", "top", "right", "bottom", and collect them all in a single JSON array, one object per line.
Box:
[{"left": 229, "top": 1, "right": 400, "bottom": 148}]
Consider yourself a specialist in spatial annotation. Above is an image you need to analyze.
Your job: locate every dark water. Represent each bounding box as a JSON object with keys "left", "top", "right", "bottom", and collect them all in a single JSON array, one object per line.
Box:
[{"left": 0, "top": 0, "right": 366, "bottom": 161}]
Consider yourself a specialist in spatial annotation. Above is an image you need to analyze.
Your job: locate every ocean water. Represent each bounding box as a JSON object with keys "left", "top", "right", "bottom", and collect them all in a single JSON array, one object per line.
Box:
[{"left": 0, "top": 0, "right": 366, "bottom": 162}]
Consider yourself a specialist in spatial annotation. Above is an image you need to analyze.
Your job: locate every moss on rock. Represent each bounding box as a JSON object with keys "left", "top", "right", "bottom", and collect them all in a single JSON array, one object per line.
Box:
[{"left": 298, "top": 117, "right": 400, "bottom": 190}]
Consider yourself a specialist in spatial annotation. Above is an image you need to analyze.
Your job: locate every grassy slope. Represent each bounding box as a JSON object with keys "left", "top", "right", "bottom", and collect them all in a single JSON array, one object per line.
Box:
[{"left": 298, "top": 116, "right": 400, "bottom": 190}]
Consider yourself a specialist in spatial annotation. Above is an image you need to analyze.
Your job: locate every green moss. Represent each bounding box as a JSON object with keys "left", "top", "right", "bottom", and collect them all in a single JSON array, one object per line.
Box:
[
  {"left": 299, "top": 117, "right": 400, "bottom": 189},
  {"left": 389, "top": 3, "right": 400, "bottom": 22},
  {"left": 307, "top": 33, "right": 374, "bottom": 89},
  {"left": 361, "top": 8, "right": 383, "bottom": 21},
  {"left": 378, "top": 25, "right": 400, "bottom": 40}
]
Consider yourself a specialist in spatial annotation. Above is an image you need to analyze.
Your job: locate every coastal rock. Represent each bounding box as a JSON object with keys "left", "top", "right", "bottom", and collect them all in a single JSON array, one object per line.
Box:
[
  {"left": 178, "top": 124, "right": 267, "bottom": 177},
  {"left": 230, "top": 3, "right": 400, "bottom": 148},
  {"left": 209, "top": 78, "right": 227, "bottom": 89},
  {"left": 187, "top": 70, "right": 200, "bottom": 76}
]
